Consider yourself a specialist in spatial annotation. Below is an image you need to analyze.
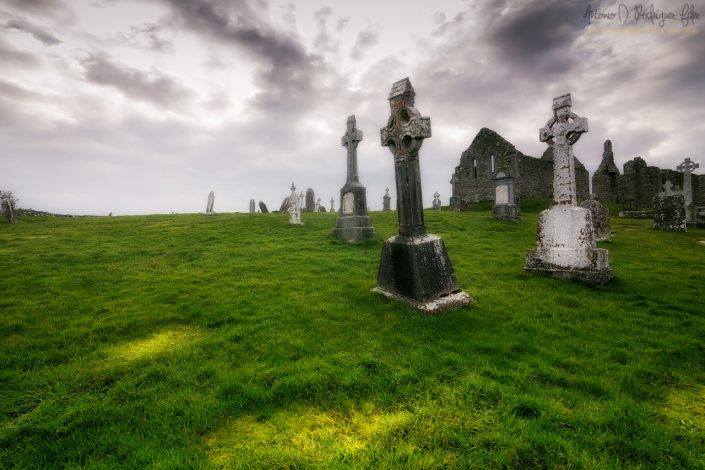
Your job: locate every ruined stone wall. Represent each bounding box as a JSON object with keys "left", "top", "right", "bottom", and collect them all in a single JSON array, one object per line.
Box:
[{"left": 452, "top": 127, "right": 590, "bottom": 204}]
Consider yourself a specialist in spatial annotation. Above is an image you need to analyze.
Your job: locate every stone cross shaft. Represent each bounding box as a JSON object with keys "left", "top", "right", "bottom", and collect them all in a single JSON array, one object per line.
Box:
[
  {"left": 380, "top": 78, "right": 432, "bottom": 237},
  {"left": 539, "top": 93, "right": 588, "bottom": 205},
  {"left": 341, "top": 115, "right": 363, "bottom": 184},
  {"left": 676, "top": 157, "right": 699, "bottom": 205}
]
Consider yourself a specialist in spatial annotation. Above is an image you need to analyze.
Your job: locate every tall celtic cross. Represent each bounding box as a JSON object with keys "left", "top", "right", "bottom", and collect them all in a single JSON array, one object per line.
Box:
[
  {"left": 676, "top": 157, "right": 699, "bottom": 205},
  {"left": 380, "top": 77, "right": 432, "bottom": 237},
  {"left": 341, "top": 115, "right": 363, "bottom": 184},
  {"left": 539, "top": 93, "right": 588, "bottom": 205}
]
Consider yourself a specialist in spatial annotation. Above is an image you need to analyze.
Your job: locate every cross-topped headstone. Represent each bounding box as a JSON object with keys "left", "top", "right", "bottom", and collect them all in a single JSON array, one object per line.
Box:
[
  {"left": 380, "top": 77, "right": 431, "bottom": 237},
  {"left": 289, "top": 182, "right": 302, "bottom": 224},
  {"left": 330, "top": 197, "right": 334, "bottom": 211},
  {"left": 676, "top": 157, "right": 699, "bottom": 207},
  {"left": 383, "top": 187, "right": 391, "bottom": 211},
  {"left": 342, "top": 115, "right": 363, "bottom": 184},
  {"left": 662, "top": 180, "right": 674, "bottom": 194},
  {"left": 539, "top": 93, "right": 588, "bottom": 205}
]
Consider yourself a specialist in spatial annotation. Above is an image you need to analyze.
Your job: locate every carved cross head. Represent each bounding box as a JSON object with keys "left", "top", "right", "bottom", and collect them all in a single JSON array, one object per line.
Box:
[
  {"left": 380, "top": 78, "right": 431, "bottom": 158},
  {"left": 540, "top": 93, "right": 588, "bottom": 145},
  {"left": 342, "top": 115, "right": 363, "bottom": 148},
  {"left": 662, "top": 180, "right": 674, "bottom": 194},
  {"left": 677, "top": 157, "right": 699, "bottom": 174}
]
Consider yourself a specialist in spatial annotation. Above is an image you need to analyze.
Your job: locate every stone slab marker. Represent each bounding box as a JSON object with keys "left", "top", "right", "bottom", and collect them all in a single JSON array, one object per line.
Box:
[
  {"left": 259, "top": 201, "right": 268, "bottom": 214},
  {"left": 373, "top": 78, "right": 471, "bottom": 313},
  {"left": 653, "top": 181, "right": 686, "bottom": 231},
  {"left": 288, "top": 183, "right": 303, "bottom": 225},
  {"left": 525, "top": 93, "right": 612, "bottom": 284},
  {"left": 206, "top": 190, "right": 215, "bottom": 214},
  {"left": 249, "top": 198, "right": 255, "bottom": 213},
  {"left": 383, "top": 188, "right": 391, "bottom": 211},
  {"left": 432, "top": 191, "right": 441, "bottom": 210},
  {"left": 305, "top": 189, "right": 315, "bottom": 212},
  {"left": 333, "top": 115, "right": 376, "bottom": 242},
  {"left": 676, "top": 157, "right": 699, "bottom": 221},
  {"left": 330, "top": 197, "right": 334, "bottom": 212}
]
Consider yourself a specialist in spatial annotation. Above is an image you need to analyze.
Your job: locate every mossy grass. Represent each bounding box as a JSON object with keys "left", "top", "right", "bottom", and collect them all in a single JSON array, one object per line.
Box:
[{"left": 1, "top": 207, "right": 704, "bottom": 468}]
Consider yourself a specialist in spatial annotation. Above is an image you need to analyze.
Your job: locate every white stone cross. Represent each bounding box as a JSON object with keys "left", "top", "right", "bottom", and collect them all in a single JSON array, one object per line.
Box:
[
  {"left": 540, "top": 93, "right": 588, "bottom": 205},
  {"left": 662, "top": 180, "right": 674, "bottom": 194},
  {"left": 676, "top": 157, "right": 699, "bottom": 206}
]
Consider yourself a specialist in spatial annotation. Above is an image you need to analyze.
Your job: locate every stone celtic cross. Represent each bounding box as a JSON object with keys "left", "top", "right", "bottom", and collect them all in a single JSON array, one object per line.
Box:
[
  {"left": 380, "top": 77, "right": 432, "bottom": 237},
  {"left": 662, "top": 180, "right": 674, "bottom": 194},
  {"left": 342, "top": 115, "right": 363, "bottom": 184},
  {"left": 539, "top": 93, "right": 588, "bottom": 205},
  {"left": 676, "top": 157, "right": 699, "bottom": 205}
]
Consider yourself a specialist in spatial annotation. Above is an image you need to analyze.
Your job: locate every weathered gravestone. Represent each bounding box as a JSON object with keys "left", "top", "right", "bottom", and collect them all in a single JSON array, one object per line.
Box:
[
  {"left": 653, "top": 181, "right": 686, "bottom": 232},
  {"left": 383, "top": 188, "right": 391, "bottom": 211},
  {"left": 279, "top": 197, "right": 291, "bottom": 212},
  {"left": 315, "top": 197, "right": 321, "bottom": 212},
  {"left": 333, "top": 115, "right": 376, "bottom": 242},
  {"left": 288, "top": 183, "right": 303, "bottom": 225},
  {"left": 676, "top": 157, "right": 699, "bottom": 222},
  {"left": 492, "top": 172, "right": 520, "bottom": 221},
  {"left": 206, "top": 190, "right": 215, "bottom": 214},
  {"left": 432, "top": 191, "right": 441, "bottom": 210},
  {"left": 373, "top": 78, "right": 471, "bottom": 312},
  {"left": 580, "top": 196, "right": 611, "bottom": 241},
  {"left": 259, "top": 201, "right": 269, "bottom": 214},
  {"left": 249, "top": 198, "right": 255, "bottom": 213},
  {"left": 525, "top": 93, "right": 612, "bottom": 284},
  {"left": 330, "top": 198, "right": 334, "bottom": 212},
  {"left": 305, "top": 189, "right": 315, "bottom": 212},
  {"left": 299, "top": 192, "right": 305, "bottom": 210}
]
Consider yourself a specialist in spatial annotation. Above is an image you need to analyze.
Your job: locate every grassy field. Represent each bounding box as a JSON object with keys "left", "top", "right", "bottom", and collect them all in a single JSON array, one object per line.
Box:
[{"left": 1, "top": 204, "right": 704, "bottom": 468}]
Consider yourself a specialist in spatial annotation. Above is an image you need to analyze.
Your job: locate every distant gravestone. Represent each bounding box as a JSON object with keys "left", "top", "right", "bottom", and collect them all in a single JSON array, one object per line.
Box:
[
  {"left": 383, "top": 188, "right": 391, "bottom": 211},
  {"left": 333, "top": 115, "right": 376, "bottom": 242},
  {"left": 279, "top": 197, "right": 291, "bottom": 212},
  {"left": 676, "top": 157, "right": 699, "bottom": 222},
  {"left": 374, "top": 78, "right": 470, "bottom": 312},
  {"left": 580, "top": 197, "right": 611, "bottom": 241},
  {"left": 330, "top": 197, "right": 334, "bottom": 212},
  {"left": 492, "top": 172, "right": 519, "bottom": 221},
  {"left": 525, "top": 93, "right": 612, "bottom": 284},
  {"left": 653, "top": 181, "right": 686, "bottom": 232},
  {"left": 314, "top": 197, "right": 321, "bottom": 213},
  {"left": 305, "top": 188, "right": 315, "bottom": 212},
  {"left": 288, "top": 183, "right": 302, "bottom": 225},
  {"left": 259, "top": 201, "right": 269, "bottom": 214},
  {"left": 432, "top": 191, "right": 441, "bottom": 210},
  {"left": 299, "top": 191, "right": 305, "bottom": 210},
  {"left": 206, "top": 190, "right": 215, "bottom": 214},
  {"left": 249, "top": 198, "right": 256, "bottom": 213}
]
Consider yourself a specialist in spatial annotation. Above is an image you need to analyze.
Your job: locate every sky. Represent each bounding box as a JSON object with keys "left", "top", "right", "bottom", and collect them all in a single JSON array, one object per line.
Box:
[{"left": 1, "top": 0, "right": 704, "bottom": 215}]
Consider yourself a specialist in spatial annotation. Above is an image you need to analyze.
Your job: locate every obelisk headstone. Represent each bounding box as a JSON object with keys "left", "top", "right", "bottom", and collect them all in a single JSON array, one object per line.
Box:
[
  {"left": 206, "top": 190, "right": 215, "bottom": 214},
  {"left": 676, "top": 157, "right": 699, "bottom": 222},
  {"left": 383, "top": 188, "right": 391, "bottom": 211},
  {"left": 333, "top": 115, "right": 376, "bottom": 242},
  {"left": 249, "top": 198, "right": 256, "bottom": 213},
  {"left": 653, "top": 181, "right": 686, "bottom": 231},
  {"left": 525, "top": 93, "right": 612, "bottom": 284},
  {"left": 288, "top": 183, "right": 303, "bottom": 225},
  {"left": 374, "top": 78, "right": 470, "bottom": 312}
]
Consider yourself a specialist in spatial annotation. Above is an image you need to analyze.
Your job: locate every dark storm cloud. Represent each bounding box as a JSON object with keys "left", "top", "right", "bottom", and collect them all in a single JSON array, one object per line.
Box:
[
  {"left": 120, "top": 23, "right": 173, "bottom": 51},
  {"left": 80, "top": 52, "right": 193, "bottom": 107},
  {"left": 488, "top": 0, "right": 583, "bottom": 73},
  {"left": 2, "top": 0, "right": 64, "bottom": 13},
  {"left": 1, "top": 12, "right": 61, "bottom": 45},
  {"left": 159, "top": 0, "right": 327, "bottom": 114},
  {"left": 313, "top": 6, "right": 338, "bottom": 55},
  {"left": 0, "top": 36, "right": 39, "bottom": 67},
  {"left": 350, "top": 23, "right": 379, "bottom": 60}
]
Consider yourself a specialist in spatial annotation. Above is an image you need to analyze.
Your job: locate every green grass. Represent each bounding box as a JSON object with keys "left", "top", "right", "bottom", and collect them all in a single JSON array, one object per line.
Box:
[{"left": 1, "top": 207, "right": 704, "bottom": 468}]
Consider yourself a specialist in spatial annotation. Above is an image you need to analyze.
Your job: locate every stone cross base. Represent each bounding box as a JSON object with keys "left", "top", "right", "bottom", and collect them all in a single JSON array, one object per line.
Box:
[
  {"left": 333, "top": 215, "right": 375, "bottom": 242},
  {"left": 375, "top": 234, "right": 472, "bottom": 313},
  {"left": 653, "top": 194, "right": 687, "bottom": 232},
  {"left": 289, "top": 219, "right": 303, "bottom": 226},
  {"left": 525, "top": 206, "right": 613, "bottom": 285},
  {"left": 492, "top": 204, "right": 520, "bottom": 222}
]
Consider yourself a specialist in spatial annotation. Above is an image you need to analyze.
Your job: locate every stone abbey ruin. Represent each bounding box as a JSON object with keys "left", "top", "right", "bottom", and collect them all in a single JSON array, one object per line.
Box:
[
  {"left": 450, "top": 127, "right": 590, "bottom": 206},
  {"left": 450, "top": 128, "right": 704, "bottom": 210}
]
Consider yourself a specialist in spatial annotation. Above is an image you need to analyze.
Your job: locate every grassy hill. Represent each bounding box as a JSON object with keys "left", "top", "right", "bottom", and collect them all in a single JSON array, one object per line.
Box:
[{"left": 1, "top": 205, "right": 704, "bottom": 468}]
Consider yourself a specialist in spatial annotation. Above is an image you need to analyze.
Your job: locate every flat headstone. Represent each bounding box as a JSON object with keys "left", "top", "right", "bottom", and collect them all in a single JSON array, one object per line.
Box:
[
  {"left": 653, "top": 181, "right": 686, "bottom": 231},
  {"left": 259, "top": 201, "right": 269, "bottom": 214},
  {"left": 580, "top": 198, "right": 611, "bottom": 241}
]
